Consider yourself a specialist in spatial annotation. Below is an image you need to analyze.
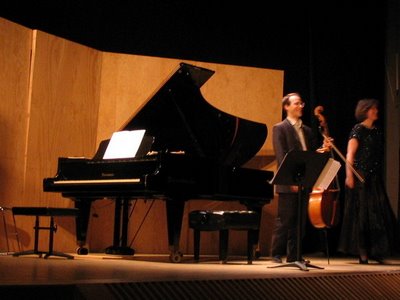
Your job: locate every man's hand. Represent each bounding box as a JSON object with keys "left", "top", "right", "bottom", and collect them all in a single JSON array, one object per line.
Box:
[{"left": 317, "top": 137, "right": 334, "bottom": 153}]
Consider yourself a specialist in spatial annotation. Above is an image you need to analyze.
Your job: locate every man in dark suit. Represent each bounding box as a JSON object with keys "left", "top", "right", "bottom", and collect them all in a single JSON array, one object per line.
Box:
[{"left": 270, "top": 92, "right": 319, "bottom": 263}]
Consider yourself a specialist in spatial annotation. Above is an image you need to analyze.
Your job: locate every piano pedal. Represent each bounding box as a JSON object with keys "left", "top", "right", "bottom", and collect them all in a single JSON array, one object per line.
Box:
[
  {"left": 169, "top": 250, "right": 183, "bottom": 263},
  {"left": 105, "top": 246, "right": 135, "bottom": 256}
]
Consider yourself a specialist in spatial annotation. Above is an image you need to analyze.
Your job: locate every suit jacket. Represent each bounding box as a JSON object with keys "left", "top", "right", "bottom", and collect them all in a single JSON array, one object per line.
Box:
[{"left": 272, "top": 118, "right": 318, "bottom": 193}]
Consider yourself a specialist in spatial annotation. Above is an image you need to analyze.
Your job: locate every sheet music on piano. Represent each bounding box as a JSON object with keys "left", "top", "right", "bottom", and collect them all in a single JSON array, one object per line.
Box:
[{"left": 103, "top": 129, "right": 146, "bottom": 159}]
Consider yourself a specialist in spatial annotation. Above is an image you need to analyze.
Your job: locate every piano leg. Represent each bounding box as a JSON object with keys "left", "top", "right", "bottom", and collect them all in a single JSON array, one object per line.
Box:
[
  {"left": 74, "top": 198, "right": 92, "bottom": 255},
  {"left": 105, "top": 197, "right": 135, "bottom": 255},
  {"left": 242, "top": 200, "right": 266, "bottom": 260},
  {"left": 166, "top": 198, "right": 185, "bottom": 263}
]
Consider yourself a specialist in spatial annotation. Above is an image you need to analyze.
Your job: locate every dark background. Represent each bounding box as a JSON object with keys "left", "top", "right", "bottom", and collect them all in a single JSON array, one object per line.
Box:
[
  {"left": 0, "top": 0, "right": 390, "bottom": 255},
  {"left": 0, "top": 1, "right": 387, "bottom": 151}
]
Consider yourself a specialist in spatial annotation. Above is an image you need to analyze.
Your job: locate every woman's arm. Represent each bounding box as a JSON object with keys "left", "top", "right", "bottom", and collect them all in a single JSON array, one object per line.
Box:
[{"left": 345, "top": 138, "right": 358, "bottom": 189}]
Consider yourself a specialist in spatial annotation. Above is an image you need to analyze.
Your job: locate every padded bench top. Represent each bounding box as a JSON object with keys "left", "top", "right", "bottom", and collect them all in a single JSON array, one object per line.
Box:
[
  {"left": 189, "top": 210, "right": 260, "bottom": 230},
  {"left": 12, "top": 207, "right": 79, "bottom": 216},
  {"left": 189, "top": 210, "right": 258, "bottom": 215}
]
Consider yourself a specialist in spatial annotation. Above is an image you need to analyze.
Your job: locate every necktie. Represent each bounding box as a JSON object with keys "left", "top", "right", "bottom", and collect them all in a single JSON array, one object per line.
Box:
[{"left": 295, "top": 122, "right": 307, "bottom": 150}]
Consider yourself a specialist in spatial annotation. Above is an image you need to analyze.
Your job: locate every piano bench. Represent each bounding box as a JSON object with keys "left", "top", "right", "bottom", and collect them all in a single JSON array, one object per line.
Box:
[
  {"left": 188, "top": 210, "right": 261, "bottom": 264},
  {"left": 12, "top": 207, "right": 79, "bottom": 259}
]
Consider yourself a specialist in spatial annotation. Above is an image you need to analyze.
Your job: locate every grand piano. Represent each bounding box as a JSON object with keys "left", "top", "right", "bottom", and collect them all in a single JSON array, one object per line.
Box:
[{"left": 43, "top": 62, "right": 274, "bottom": 262}]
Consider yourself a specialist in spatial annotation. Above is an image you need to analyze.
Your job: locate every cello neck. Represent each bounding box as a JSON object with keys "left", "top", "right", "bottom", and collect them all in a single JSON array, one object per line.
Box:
[{"left": 315, "top": 106, "right": 365, "bottom": 184}]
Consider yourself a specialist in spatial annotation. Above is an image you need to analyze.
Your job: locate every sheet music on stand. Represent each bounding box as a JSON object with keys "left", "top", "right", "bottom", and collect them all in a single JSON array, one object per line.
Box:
[
  {"left": 313, "top": 158, "right": 341, "bottom": 190},
  {"left": 103, "top": 129, "right": 146, "bottom": 159}
]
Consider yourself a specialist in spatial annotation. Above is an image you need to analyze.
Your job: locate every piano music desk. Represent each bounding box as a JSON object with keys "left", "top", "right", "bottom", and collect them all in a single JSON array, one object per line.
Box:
[
  {"left": 12, "top": 207, "right": 79, "bottom": 259},
  {"left": 189, "top": 210, "right": 261, "bottom": 264}
]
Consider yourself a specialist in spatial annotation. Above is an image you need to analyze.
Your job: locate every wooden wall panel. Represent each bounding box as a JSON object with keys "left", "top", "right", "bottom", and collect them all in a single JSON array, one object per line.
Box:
[
  {"left": 0, "top": 23, "right": 102, "bottom": 253},
  {"left": 24, "top": 30, "right": 101, "bottom": 200},
  {"left": 0, "top": 19, "right": 32, "bottom": 253},
  {"left": 21, "top": 31, "right": 102, "bottom": 252}
]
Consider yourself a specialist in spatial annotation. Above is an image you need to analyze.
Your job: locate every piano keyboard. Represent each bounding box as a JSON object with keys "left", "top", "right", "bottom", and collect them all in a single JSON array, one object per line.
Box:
[{"left": 53, "top": 178, "right": 141, "bottom": 185}]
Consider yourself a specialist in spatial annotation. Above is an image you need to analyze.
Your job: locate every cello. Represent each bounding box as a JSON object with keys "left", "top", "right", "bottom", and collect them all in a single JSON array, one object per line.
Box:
[{"left": 308, "top": 106, "right": 341, "bottom": 229}]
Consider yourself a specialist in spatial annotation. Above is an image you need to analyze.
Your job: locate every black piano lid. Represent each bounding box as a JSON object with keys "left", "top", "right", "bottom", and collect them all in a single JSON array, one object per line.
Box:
[{"left": 121, "top": 62, "right": 268, "bottom": 167}]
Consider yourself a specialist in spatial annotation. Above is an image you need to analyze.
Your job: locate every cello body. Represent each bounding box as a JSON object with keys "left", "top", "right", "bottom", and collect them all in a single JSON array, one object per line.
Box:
[
  {"left": 308, "top": 188, "right": 340, "bottom": 228},
  {"left": 308, "top": 106, "right": 341, "bottom": 229}
]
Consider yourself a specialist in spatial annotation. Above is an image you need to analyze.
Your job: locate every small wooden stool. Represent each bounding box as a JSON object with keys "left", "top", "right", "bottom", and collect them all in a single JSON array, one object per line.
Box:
[
  {"left": 188, "top": 210, "right": 261, "bottom": 264},
  {"left": 12, "top": 207, "right": 79, "bottom": 259}
]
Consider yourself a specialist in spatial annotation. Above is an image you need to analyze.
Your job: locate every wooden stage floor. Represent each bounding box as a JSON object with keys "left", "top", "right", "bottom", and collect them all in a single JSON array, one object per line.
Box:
[{"left": 1, "top": 252, "right": 400, "bottom": 299}]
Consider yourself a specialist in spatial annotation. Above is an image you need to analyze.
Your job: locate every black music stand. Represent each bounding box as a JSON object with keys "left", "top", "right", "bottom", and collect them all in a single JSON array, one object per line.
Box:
[{"left": 268, "top": 150, "right": 330, "bottom": 271}]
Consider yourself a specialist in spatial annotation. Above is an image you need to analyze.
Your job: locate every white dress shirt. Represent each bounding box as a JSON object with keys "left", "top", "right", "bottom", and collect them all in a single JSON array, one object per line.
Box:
[{"left": 287, "top": 117, "right": 307, "bottom": 150}]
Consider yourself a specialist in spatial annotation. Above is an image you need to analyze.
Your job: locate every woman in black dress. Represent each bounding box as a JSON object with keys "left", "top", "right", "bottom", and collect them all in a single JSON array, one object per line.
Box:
[{"left": 338, "top": 98, "right": 397, "bottom": 264}]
